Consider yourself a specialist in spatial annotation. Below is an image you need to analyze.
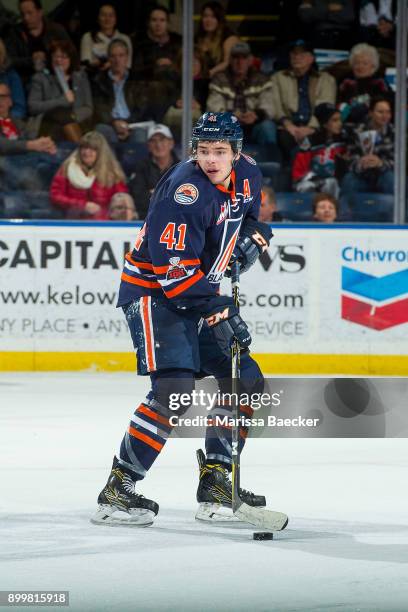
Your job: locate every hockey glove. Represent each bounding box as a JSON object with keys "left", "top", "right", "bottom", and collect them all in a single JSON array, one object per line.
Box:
[
  {"left": 204, "top": 300, "right": 251, "bottom": 356},
  {"left": 225, "top": 219, "right": 273, "bottom": 277}
]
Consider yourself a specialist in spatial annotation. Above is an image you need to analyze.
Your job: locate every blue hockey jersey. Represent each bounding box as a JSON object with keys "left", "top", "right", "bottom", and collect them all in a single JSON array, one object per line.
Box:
[{"left": 117, "top": 154, "right": 262, "bottom": 308}]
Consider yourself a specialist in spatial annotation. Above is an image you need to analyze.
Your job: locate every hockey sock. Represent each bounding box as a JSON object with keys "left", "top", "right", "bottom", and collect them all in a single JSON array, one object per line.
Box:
[
  {"left": 205, "top": 401, "right": 254, "bottom": 467},
  {"left": 118, "top": 369, "right": 195, "bottom": 478}
]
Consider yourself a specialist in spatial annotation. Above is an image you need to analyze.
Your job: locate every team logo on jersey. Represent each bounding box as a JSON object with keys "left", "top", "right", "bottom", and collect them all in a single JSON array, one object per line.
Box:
[
  {"left": 242, "top": 153, "right": 256, "bottom": 165},
  {"left": 207, "top": 217, "right": 241, "bottom": 283},
  {"left": 216, "top": 201, "right": 230, "bottom": 225},
  {"left": 174, "top": 183, "right": 199, "bottom": 205},
  {"left": 166, "top": 257, "right": 188, "bottom": 280}
]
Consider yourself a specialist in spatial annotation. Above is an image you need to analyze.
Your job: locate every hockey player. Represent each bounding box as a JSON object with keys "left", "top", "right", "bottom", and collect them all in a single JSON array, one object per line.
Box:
[{"left": 92, "top": 112, "right": 273, "bottom": 526}]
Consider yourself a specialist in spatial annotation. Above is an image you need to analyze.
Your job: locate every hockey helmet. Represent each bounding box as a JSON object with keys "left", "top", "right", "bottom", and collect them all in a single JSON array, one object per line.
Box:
[{"left": 191, "top": 112, "right": 243, "bottom": 154}]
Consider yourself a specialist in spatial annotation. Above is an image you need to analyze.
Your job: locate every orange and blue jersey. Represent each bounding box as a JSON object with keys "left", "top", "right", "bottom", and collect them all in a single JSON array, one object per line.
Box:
[{"left": 117, "top": 154, "right": 262, "bottom": 309}]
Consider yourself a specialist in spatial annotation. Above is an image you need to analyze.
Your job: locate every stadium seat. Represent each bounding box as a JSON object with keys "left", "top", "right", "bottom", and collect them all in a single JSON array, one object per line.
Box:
[
  {"left": 0, "top": 191, "right": 31, "bottom": 218},
  {"left": 258, "top": 161, "right": 280, "bottom": 188},
  {"left": 242, "top": 143, "right": 281, "bottom": 163},
  {"left": 0, "top": 191, "right": 58, "bottom": 220},
  {"left": 337, "top": 195, "right": 353, "bottom": 221},
  {"left": 275, "top": 192, "right": 314, "bottom": 221},
  {"left": 114, "top": 143, "right": 149, "bottom": 176},
  {"left": 347, "top": 193, "right": 394, "bottom": 222}
]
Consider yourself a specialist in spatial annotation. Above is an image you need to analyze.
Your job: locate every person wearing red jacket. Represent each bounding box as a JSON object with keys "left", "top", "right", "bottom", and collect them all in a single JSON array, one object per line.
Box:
[
  {"left": 292, "top": 102, "right": 346, "bottom": 198},
  {"left": 50, "top": 130, "right": 128, "bottom": 219}
]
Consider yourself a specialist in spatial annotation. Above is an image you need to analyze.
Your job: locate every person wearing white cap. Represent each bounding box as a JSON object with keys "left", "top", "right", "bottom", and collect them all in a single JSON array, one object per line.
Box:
[{"left": 129, "top": 123, "right": 179, "bottom": 219}]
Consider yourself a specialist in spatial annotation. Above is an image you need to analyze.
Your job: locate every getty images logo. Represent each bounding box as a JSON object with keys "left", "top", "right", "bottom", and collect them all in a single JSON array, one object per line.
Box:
[{"left": 341, "top": 246, "right": 408, "bottom": 331}]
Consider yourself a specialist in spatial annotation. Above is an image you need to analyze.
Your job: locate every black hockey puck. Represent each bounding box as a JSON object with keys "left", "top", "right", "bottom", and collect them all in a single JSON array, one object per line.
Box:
[{"left": 253, "top": 531, "right": 273, "bottom": 540}]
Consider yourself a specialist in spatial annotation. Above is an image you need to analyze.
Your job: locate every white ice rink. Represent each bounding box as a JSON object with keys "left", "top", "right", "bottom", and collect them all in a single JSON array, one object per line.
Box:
[{"left": 1, "top": 373, "right": 407, "bottom": 612}]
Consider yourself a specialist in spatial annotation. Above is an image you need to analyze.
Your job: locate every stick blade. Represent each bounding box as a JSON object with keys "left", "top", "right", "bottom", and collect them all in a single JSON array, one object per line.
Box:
[{"left": 234, "top": 503, "right": 288, "bottom": 531}]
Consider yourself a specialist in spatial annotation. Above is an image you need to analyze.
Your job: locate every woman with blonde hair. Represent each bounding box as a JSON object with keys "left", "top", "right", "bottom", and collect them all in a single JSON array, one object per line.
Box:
[
  {"left": 50, "top": 131, "right": 128, "bottom": 219},
  {"left": 0, "top": 37, "right": 26, "bottom": 118}
]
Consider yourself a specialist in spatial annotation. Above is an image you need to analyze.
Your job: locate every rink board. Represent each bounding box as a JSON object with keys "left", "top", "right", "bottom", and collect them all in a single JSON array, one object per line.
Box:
[{"left": 0, "top": 220, "right": 407, "bottom": 374}]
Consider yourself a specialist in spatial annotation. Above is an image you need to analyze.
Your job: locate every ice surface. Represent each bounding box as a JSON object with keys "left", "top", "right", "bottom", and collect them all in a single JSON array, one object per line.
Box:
[{"left": 1, "top": 373, "right": 408, "bottom": 612}]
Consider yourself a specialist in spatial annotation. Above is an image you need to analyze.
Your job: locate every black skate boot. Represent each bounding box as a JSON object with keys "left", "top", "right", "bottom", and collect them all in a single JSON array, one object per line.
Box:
[
  {"left": 195, "top": 449, "right": 266, "bottom": 522},
  {"left": 91, "top": 457, "right": 159, "bottom": 527}
]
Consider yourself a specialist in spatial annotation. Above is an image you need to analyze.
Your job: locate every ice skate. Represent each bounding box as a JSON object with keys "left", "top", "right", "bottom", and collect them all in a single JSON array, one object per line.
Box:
[
  {"left": 91, "top": 457, "right": 159, "bottom": 527},
  {"left": 195, "top": 449, "right": 266, "bottom": 523}
]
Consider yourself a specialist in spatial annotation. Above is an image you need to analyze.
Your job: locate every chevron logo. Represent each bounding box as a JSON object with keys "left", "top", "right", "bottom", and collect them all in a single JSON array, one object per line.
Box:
[{"left": 341, "top": 266, "right": 408, "bottom": 330}]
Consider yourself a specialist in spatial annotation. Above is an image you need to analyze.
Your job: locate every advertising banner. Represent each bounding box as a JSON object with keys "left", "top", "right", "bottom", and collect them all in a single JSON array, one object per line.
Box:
[{"left": 0, "top": 222, "right": 407, "bottom": 373}]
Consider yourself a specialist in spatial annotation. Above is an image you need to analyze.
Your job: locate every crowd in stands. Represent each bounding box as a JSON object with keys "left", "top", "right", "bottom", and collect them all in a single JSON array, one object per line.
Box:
[{"left": 0, "top": 0, "right": 401, "bottom": 223}]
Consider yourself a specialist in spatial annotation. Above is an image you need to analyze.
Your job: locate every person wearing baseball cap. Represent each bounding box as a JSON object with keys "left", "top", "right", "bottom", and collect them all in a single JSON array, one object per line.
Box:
[
  {"left": 230, "top": 41, "right": 251, "bottom": 57},
  {"left": 289, "top": 39, "right": 315, "bottom": 55},
  {"left": 129, "top": 123, "right": 179, "bottom": 219},
  {"left": 271, "top": 38, "right": 336, "bottom": 161},
  {"left": 206, "top": 40, "right": 277, "bottom": 148},
  {"left": 314, "top": 102, "right": 339, "bottom": 126},
  {"left": 147, "top": 123, "right": 173, "bottom": 140}
]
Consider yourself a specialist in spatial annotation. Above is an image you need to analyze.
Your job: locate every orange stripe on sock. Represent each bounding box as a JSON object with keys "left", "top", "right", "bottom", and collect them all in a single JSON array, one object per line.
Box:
[
  {"left": 240, "top": 404, "right": 254, "bottom": 416},
  {"left": 138, "top": 404, "right": 170, "bottom": 428},
  {"left": 128, "top": 425, "right": 164, "bottom": 451}
]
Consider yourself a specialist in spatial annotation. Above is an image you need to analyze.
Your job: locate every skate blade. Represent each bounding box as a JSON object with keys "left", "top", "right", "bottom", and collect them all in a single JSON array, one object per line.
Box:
[
  {"left": 90, "top": 505, "right": 155, "bottom": 527},
  {"left": 195, "top": 502, "right": 241, "bottom": 523}
]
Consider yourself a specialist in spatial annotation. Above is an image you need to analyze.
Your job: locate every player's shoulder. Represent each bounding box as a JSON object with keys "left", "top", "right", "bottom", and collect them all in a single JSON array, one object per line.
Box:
[
  {"left": 155, "top": 160, "right": 213, "bottom": 210},
  {"left": 236, "top": 153, "right": 262, "bottom": 180}
]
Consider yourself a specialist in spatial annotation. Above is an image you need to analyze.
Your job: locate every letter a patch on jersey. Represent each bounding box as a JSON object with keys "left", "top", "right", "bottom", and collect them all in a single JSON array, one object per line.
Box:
[{"left": 243, "top": 179, "right": 251, "bottom": 200}]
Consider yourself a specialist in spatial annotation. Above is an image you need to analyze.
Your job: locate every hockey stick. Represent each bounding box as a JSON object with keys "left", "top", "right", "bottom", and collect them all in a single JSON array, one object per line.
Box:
[{"left": 230, "top": 262, "right": 288, "bottom": 531}]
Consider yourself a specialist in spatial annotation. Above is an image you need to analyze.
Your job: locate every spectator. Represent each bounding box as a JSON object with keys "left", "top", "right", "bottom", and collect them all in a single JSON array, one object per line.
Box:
[
  {"left": 206, "top": 42, "right": 276, "bottom": 146},
  {"left": 260, "top": 185, "right": 283, "bottom": 222},
  {"left": 271, "top": 39, "right": 336, "bottom": 161},
  {"left": 195, "top": 1, "right": 239, "bottom": 79},
  {"left": 5, "top": 0, "right": 70, "bottom": 83},
  {"left": 0, "top": 82, "right": 54, "bottom": 154},
  {"left": 93, "top": 39, "right": 152, "bottom": 144},
  {"left": 337, "top": 43, "right": 390, "bottom": 124},
  {"left": 132, "top": 5, "right": 181, "bottom": 80},
  {"left": 0, "top": 38, "right": 26, "bottom": 118},
  {"left": 28, "top": 39, "right": 92, "bottom": 142},
  {"left": 50, "top": 130, "right": 128, "bottom": 220},
  {"left": 109, "top": 192, "right": 138, "bottom": 221},
  {"left": 129, "top": 124, "right": 179, "bottom": 219},
  {"left": 292, "top": 102, "right": 346, "bottom": 197},
  {"left": 341, "top": 96, "right": 394, "bottom": 196},
  {"left": 162, "top": 47, "right": 208, "bottom": 142},
  {"left": 312, "top": 192, "right": 338, "bottom": 222},
  {"left": 297, "top": 0, "right": 355, "bottom": 50},
  {"left": 358, "top": 0, "right": 395, "bottom": 49},
  {"left": 0, "top": 81, "right": 57, "bottom": 190},
  {"left": 80, "top": 4, "right": 132, "bottom": 73}
]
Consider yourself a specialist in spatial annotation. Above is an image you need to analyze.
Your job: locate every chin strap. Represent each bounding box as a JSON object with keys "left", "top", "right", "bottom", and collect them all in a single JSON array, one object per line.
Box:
[{"left": 220, "top": 153, "right": 240, "bottom": 187}]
